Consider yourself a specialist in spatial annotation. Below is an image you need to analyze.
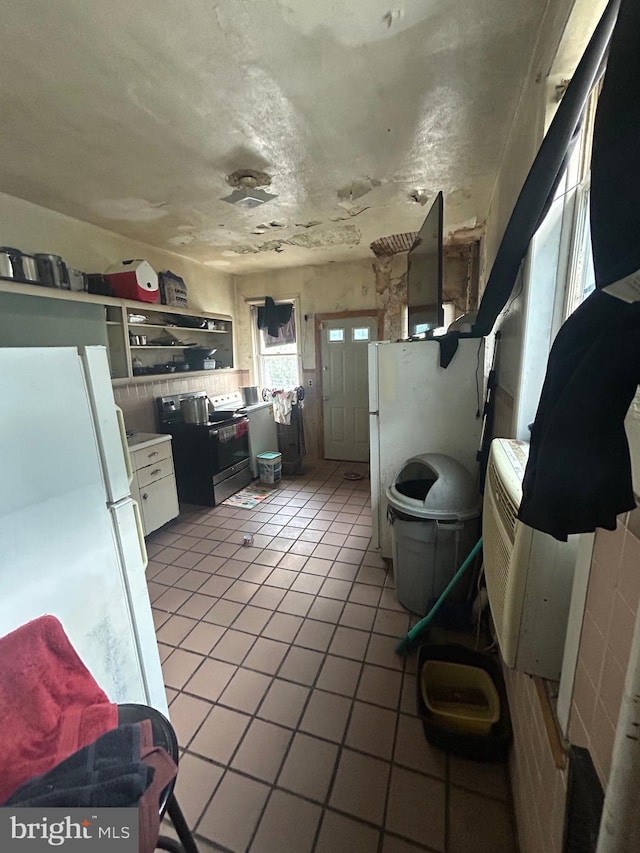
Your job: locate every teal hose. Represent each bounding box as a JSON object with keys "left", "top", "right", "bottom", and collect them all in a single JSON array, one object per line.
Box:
[{"left": 395, "top": 537, "right": 483, "bottom": 655}]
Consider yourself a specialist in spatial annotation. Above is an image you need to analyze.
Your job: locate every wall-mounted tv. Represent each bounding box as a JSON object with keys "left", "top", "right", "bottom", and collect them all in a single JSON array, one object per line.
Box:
[{"left": 407, "top": 191, "right": 443, "bottom": 336}]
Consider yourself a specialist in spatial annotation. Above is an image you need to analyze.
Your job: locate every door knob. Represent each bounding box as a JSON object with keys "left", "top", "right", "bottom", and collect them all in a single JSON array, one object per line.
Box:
[{"left": 323, "top": 396, "right": 329, "bottom": 401}]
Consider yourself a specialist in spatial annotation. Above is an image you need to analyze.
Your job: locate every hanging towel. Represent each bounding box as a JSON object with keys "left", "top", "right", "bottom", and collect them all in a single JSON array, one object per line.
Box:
[
  {"left": 0, "top": 615, "right": 118, "bottom": 803},
  {"left": 272, "top": 390, "right": 296, "bottom": 425}
]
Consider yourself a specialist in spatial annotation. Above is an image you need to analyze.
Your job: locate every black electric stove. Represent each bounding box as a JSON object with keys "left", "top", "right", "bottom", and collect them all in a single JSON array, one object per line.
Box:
[{"left": 156, "top": 391, "right": 251, "bottom": 507}]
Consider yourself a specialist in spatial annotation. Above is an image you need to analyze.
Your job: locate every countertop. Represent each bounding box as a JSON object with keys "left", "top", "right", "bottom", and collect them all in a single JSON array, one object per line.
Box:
[{"left": 126, "top": 432, "right": 171, "bottom": 451}]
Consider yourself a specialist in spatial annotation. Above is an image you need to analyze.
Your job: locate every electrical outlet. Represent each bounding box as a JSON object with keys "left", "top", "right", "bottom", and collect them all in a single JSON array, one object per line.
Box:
[{"left": 308, "top": 379, "right": 313, "bottom": 387}]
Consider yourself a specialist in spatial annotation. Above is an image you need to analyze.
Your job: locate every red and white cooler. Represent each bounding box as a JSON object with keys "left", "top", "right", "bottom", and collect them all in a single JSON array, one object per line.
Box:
[{"left": 104, "top": 260, "right": 159, "bottom": 303}]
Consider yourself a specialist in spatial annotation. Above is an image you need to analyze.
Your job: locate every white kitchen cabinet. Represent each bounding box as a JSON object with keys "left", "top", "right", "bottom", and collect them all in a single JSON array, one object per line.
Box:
[{"left": 128, "top": 433, "right": 179, "bottom": 536}]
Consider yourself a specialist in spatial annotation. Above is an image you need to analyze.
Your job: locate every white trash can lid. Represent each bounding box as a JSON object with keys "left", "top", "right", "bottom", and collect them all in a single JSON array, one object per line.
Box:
[{"left": 386, "top": 453, "right": 481, "bottom": 521}]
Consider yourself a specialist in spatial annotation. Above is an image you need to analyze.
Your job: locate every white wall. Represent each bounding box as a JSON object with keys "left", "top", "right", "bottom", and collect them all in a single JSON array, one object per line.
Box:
[{"left": 0, "top": 192, "right": 235, "bottom": 316}]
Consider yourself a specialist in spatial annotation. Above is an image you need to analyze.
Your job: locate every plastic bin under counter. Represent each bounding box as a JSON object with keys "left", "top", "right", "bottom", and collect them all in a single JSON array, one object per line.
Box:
[{"left": 126, "top": 433, "right": 179, "bottom": 536}]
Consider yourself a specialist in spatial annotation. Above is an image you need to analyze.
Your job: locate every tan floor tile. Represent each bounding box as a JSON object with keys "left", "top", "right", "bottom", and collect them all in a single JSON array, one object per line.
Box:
[
  {"left": 449, "top": 756, "right": 510, "bottom": 801},
  {"left": 216, "top": 558, "right": 249, "bottom": 579},
  {"left": 337, "top": 546, "right": 364, "bottom": 565},
  {"left": 196, "top": 554, "right": 227, "bottom": 573},
  {"left": 277, "top": 589, "right": 314, "bottom": 617},
  {"left": 381, "top": 834, "right": 429, "bottom": 853},
  {"left": 329, "top": 748, "right": 390, "bottom": 825},
  {"left": 357, "top": 664, "right": 403, "bottom": 710},
  {"left": 316, "top": 811, "right": 380, "bottom": 853},
  {"left": 262, "top": 612, "right": 303, "bottom": 642},
  {"left": 243, "top": 637, "right": 290, "bottom": 674},
  {"left": 329, "top": 626, "right": 370, "bottom": 661},
  {"left": 154, "top": 564, "right": 188, "bottom": 584},
  {"left": 158, "top": 642, "right": 172, "bottom": 663},
  {"left": 386, "top": 766, "right": 445, "bottom": 850},
  {"left": 264, "top": 567, "right": 298, "bottom": 588},
  {"left": 394, "top": 713, "right": 447, "bottom": 779},
  {"left": 250, "top": 585, "right": 287, "bottom": 610},
  {"left": 308, "top": 596, "right": 344, "bottom": 624},
  {"left": 268, "top": 535, "right": 294, "bottom": 551},
  {"left": 202, "top": 599, "right": 244, "bottom": 626},
  {"left": 225, "top": 579, "right": 260, "bottom": 603},
  {"left": 288, "top": 540, "right": 317, "bottom": 556},
  {"left": 379, "top": 588, "right": 406, "bottom": 613},
  {"left": 172, "top": 753, "right": 223, "bottom": 830},
  {"left": 210, "top": 628, "right": 256, "bottom": 664},
  {"left": 162, "top": 649, "right": 205, "bottom": 689},
  {"left": 174, "top": 568, "right": 209, "bottom": 590},
  {"left": 294, "top": 619, "right": 335, "bottom": 652},
  {"left": 180, "top": 621, "right": 225, "bottom": 655},
  {"left": 328, "top": 561, "right": 360, "bottom": 581},
  {"left": 219, "top": 667, "right": 272, "bottom": 714},
  {"left": 177, "top": 593, "right": 217, "bottom": 620},
  {"left": 165, "top": 687, "right": 179, "bottom": 704},
  {"left": 257, "top": 679, "right": 310, "bottom": 728},
  {"left": 250, "top": 789, "right": 321, "bottom": 853},
  {"left": 198, "top": 770, "right": 269, "bottom": 852},
  {"left": 278, "top": 646, "right": 324, "bottom": 685},
  {"left": 356, "top": 565, "right": 388, "bottom": 587},
  {"left": 322, "top": 531, "right": 348, "bottom": 547},
  {"left": 169, "top": 692, "right": 211, "bottom": 749},
  {"left": 210, "top": 541, "right": 241, "bottom": 558},
  {"left": 185, "top": 658, "right": 237, "bottom": 701},
  {"left": 302, "top": 557, "right": 334, "bottom": 576},
  {"left": 151, "top": 607, "right": 171, "bottom": 631},
  {"left": 240, "top": 563, "right": 274, "bottom": 585},
  {"left": 340, "top": 602, "right": 377, "bottom": 631},
  {"left": 198, "top": 574, "right": 234, "bottom": 598},
  {"left": 157, "top": 614, "right": 197, "bottom": 647},
  {"left": 299, "top": 529, "right": 324, "bottom": 543},
  {"left": 277, "top": 732, "right": 338, "bottom": 802},
  {"left": 154, "top": 587, "right": 193, "bottom": 614},
  {"left": 316, "top": 655, "right": 362, "bottom": 697},
  {"left": 277, "top": 552, "right": 308, "bottom": 571},
  {"left": 173, "top": 551, "right": 207, "bottom": 570},
  {"left": 400, "top": 674, "right": 419, "bottom": 717},
  {"left": 365, "top": 633, "right": 404, "bottom": 671},
  {"left": 190, "top": 705, "right": 251, "bottom": 764},
  {"left": 232, "top": 604, "right": 272, "bottom": 635},
  {"left": 320, "top": 577, "right": 353, "bottom": 600},
  {"left": 345, "top": 701, "right": 397, "bottom": 760},
  {"left": 300, "top": 689, "right": 351, "bottom": 742},
  {"left": 314, "top": 543, "right": 341, "bottom": 561},
  {"left": 254, "top": 548, "right": 283, "bottom": 567},
  {"left": 231, "top": 718, "right": 292, "bottom": 782},
  {"left": 447, "top": 786, "right": 516, "bottom": 853}
]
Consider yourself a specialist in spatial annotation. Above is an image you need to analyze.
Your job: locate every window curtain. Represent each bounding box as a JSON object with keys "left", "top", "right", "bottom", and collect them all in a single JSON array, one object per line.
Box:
[{"left": 256, "top": 297, "right": 296, "bottom": 346}]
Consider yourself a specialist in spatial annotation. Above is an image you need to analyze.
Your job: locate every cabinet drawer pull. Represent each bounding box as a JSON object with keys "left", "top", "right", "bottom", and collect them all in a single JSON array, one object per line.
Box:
[
  {"left": 143, "top": 493, "right": 148, "bottom": 500},
  {"left": 150, "top": 468, "right": 162, "bottom": 476},
  {"left": 148, "top": 451, "right": 159, "bottom": 458}
]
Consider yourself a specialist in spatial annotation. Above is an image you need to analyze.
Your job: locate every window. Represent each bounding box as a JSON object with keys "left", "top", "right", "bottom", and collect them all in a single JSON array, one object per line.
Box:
[
  {"left": 251, "top": 300, "right": 301, "bottom": 388},
  {"left": 328, "top": 329, "right": 344, "bottom": 342},
  {"left": 352, "top": 327, "right": 370, "bottom": 341}
]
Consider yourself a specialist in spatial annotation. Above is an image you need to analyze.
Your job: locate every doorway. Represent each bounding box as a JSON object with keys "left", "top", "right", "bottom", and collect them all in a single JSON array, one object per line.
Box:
[{"left": 316, "top": 311, "right": 381, "bottom": 461}]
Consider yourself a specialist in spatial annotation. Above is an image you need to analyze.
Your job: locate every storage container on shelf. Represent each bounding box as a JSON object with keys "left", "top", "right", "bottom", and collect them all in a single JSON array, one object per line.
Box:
[{"left": 386, "top": 453, "right": 480, "bottom": 615}]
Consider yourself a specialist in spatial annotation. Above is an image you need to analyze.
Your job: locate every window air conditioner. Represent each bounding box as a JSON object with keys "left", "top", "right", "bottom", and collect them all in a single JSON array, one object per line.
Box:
[{"left": 482, "top": 438, "right": 578, "bottom": 680}]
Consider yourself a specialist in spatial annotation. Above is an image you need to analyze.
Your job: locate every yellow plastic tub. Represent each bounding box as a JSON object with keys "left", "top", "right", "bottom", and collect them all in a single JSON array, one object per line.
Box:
[{"left": 421, "top": 660, "right": 500, "bottom": 736}]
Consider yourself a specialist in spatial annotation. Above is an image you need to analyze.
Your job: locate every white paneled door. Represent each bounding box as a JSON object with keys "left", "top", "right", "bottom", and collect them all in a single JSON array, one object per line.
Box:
[{"left": 321, "top": 315, "right": 378, "bottom": 461}]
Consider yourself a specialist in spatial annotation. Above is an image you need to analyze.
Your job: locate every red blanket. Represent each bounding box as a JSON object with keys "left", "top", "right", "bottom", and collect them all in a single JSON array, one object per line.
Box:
[{"left": 0, "top": 615, "right": 118, "bottom": 803}]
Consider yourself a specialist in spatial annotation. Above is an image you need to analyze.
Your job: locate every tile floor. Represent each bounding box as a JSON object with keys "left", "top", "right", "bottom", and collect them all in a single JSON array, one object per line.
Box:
[{"left": 147, "top": 462, "right": 518, "bottom": 853}]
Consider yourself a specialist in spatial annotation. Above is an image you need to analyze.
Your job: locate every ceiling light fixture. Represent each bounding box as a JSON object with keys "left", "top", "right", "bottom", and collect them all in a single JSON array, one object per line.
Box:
[{"left": 222, "top": 169, "right": 277, "bottom": 207}]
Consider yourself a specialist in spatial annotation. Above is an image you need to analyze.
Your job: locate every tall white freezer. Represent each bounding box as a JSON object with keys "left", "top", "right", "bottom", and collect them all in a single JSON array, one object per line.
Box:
[
  {"left": 0, "top": 346, "right": 167, "bottom": 715},
  {"left": 368, "top": 338, "right": 485, "bottom": 558}
]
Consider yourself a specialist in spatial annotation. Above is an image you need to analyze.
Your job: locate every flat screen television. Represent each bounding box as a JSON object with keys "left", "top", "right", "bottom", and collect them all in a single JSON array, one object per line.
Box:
[{"left": 407, "top": 191, "right": 443, "bottom": 336}]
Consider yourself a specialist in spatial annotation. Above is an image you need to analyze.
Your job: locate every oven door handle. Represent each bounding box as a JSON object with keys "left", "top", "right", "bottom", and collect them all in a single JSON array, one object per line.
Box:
[{"left": 210, "top": 430, "right": 219, "bottom": 437}]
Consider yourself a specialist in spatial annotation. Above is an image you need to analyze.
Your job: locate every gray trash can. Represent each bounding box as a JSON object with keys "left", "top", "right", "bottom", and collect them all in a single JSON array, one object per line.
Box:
[{"left": 386, "top": 453, "right": 481, "bottom": 615}]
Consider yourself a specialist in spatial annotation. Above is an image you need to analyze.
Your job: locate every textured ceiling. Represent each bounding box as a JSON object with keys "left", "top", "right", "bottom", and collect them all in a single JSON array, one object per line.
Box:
[{"left": 0, "top": 1, "right": 580, "bottom": 272}]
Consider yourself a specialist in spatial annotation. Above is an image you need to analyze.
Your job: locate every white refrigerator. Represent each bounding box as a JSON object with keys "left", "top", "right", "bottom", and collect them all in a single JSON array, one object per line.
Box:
[
  {"left": 368, "top": 338, "right": 485, "bottom": 558},
  {"left": 0, "top": 346, "right": 167, "bottom": 715}
]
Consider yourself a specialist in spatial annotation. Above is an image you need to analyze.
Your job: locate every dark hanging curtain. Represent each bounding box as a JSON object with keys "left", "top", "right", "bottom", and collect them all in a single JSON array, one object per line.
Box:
[
  {"left": 256, "top": 297, "right": 295, "bottom": 345},
  {"left": 471, "top": 0, "right": 620, "bottom": 338},
  {"left": 518, "top": 0, "right": 640, "bottom": 540}
]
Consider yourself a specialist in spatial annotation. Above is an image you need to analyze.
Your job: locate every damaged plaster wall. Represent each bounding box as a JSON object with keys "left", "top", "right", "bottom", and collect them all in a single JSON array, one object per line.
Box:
[{"left": 372, "top": 254, "right": 407, "bottom": 341}]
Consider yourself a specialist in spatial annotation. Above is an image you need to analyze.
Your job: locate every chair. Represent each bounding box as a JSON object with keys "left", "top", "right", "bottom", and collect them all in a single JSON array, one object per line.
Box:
[{"left": 118, "top": 703, "right": 199, "bottom": 853}]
